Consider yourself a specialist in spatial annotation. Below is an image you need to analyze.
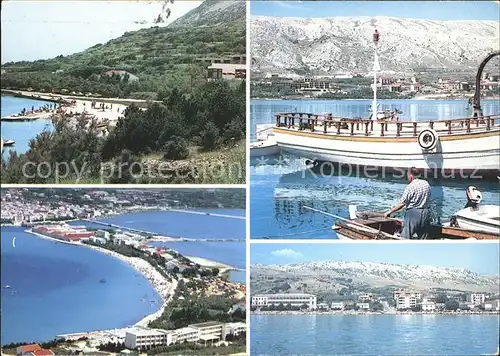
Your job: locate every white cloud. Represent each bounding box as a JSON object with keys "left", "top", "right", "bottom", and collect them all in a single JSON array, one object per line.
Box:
[
  {"left": 271, "top": 248, "right": 303, "bottom": 258},
  {"left": 274, "top": 1, "right": 310, "bottom": 11}
]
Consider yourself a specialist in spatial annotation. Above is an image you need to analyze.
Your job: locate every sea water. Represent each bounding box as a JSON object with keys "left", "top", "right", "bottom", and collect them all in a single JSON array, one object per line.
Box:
[
  {"left": 251, "top": 314, "right": 500, "bottom": 355},
  {"left": 250, "top": 99, "right": 500, "bottom": 239},
  {"left": 1, "top": 96, "right": 55, "bottom": 159},
  {"left": 72, "top": 209, "right": 247, "bottom": 282},
  {"left": 1, "top": 227, "right": 162, "bottom": 344}
]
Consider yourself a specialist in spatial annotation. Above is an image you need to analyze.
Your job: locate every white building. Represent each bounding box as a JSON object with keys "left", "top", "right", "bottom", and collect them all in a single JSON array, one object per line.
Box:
[
  {"left": 421, "top": 301, "right": 436, "bottom": 311},
  {"left": 172, "top": 327, "right": 200, "bottom": 344},
  {"left": 222, "top": 322, "right": 246, "bottom": 337},
  {"left": 317, "top": 302, "right": 330, "bottom": 310},
  {"left": 330, "top": 302, "right": 345, "bottom": 310},
  {"left": 95, "top": 230, "right": 110, "bottom": 240},
  {"left": 356, "top": 303, "right": 370, "bottom": 310},
  {"left": 393, "top": 289, "right": 422, "bottom": 301},
  {"left": 90, "top": 236, "right": 107, "bottom": 244},
  {"left": 358, "top": 293, "right": 376, "bottom": 302},
  {"left": 394, "top": 290, "right": 422, "bottom": 310},
  {"left": 251, "top": 294, "right": 317, "bottom": 310},
  {"left": 189, "top": 322, "right": 225, "bottom": 344},
  {"left": 124, "top": 328, "right": 172, "bottom": 349},
  {"left": 467, "top": 293, "right": 486, "bottom": 305}
]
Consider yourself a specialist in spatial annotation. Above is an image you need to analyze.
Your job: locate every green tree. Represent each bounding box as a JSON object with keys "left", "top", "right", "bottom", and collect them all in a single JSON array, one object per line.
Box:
[
  {"left": 163, "top": 136, "right": 189, "bottom": 160},
  {"left": 202, "top": 121, "right": 220, "bottom": 150},
  {"left": 445, "top": 299, "right": 459, "bottom": 311}
]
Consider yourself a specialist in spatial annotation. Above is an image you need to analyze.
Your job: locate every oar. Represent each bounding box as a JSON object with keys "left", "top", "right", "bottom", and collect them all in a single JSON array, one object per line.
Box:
[{"left": 302, "top": 205, "right": 402, "bottom": 239}]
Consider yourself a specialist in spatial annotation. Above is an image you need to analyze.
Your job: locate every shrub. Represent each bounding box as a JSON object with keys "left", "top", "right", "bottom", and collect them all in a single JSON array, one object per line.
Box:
[
  {"left": 163, "top": 136, "right": 189, "bottom": 160},
  {"left": 202, "top": 121, "right": 220, "bottom": 150}
]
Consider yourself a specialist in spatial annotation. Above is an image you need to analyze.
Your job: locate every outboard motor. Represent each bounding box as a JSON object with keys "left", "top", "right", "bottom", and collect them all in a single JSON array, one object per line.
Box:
[{"left": 465, "top": 186, "right": 482, "bottom": 209}]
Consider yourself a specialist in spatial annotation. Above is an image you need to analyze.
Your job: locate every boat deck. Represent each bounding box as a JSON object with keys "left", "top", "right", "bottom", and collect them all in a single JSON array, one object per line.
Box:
[{"left": 274, "top": 113, "right": 500, "bottom": 139}]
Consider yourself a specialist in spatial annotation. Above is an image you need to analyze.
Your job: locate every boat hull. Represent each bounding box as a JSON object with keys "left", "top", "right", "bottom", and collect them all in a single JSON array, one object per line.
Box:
[
  {"left": 274, "top": 128, "right": 500, "bottom": 176},
  {"left": 454, "top": 205, "right": 500, "bottom": 234},
  {"left": 250, "top": 141, "right": 281, "bottom": 157}
]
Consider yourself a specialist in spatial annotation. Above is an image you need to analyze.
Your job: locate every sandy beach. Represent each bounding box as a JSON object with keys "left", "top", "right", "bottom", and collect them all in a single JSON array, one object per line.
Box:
[
  {"left": 82, "top": 243, "right": 178, "bottom": 327},
  {"left": 185, "top": 255, "right": 235, "bottom": 270},
  {"left": 2, "top": 89, "right": 136, "bottom": 126}
]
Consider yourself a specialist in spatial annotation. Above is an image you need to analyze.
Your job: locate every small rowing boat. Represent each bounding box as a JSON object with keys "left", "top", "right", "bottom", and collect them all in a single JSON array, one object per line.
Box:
[{"left": 304, "top": 187, "right": 500, "bottom": 240}]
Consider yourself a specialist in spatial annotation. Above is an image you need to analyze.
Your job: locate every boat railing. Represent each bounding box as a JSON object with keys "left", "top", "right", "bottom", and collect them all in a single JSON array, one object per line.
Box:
[{"left": 274, "top": 112, "right": 500, "bottom": 137}]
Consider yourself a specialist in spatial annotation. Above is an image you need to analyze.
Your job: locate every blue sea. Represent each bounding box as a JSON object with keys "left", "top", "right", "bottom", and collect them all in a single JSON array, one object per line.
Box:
[
  {"left": 2, "top": 209, "right": 246, "bottom": 344},
  {"left": 1, "top": 227, "right": 162, "bottom": 345},
  {"left": 251, "top": 314, "right": 500, "bottom": 356},
  {"left": 250, "top": 99, "right": 500, "bottom": 239},
  {"left": 1, "top": 96, "right": 55, "bottom": 159}
]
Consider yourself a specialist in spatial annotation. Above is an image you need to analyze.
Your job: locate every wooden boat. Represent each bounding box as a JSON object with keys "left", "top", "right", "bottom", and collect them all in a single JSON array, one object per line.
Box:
[
  {"left": 333, "top": 214, "right": 500, "bottom": 240},
  {"left": 271, "top": 36, "right": 500, "bottom": 178},
  {"left": 273, "top": 113, "right": 500, "bottom": 176},
  {"left": 329, "top": 205, "right": 499, "bottom": 240}
]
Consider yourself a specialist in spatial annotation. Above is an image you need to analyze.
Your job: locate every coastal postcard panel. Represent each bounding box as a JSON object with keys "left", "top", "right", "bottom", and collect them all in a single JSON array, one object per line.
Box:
[
  {"left": 1, "top": 0, "right": 246, "bottom": 184},
  {"left": 250, "top": 243, "right": 500, "bottom": 356},
  {"left": 1, "top": 188, "right": 247, "bottom": 354},
  {"left": 249, "top": 1, "right": 500, "bottom": 240}
]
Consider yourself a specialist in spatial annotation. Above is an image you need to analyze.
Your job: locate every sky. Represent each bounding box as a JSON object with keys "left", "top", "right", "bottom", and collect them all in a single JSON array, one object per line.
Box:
[
  {"left": 1, "top": 0, "right": 202, "bottom": 63},
  {"left": 251, "top": 1, "right": 500, "bottom": 21},
  {"left": 251, "top": 243, "right": 500, "bottom": 275}
]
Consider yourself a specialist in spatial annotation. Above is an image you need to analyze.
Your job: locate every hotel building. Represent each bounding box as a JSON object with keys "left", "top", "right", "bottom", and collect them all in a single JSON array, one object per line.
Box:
[
  {"left": 172, "top": 327, "right": 200, "bottom": 344},
  {"left": 124, "top": 328, "right": 172, "bottom": 349},
  {"left": 251, "top": 293, "right": 317, "bottom": 310},
  {"left": 467, "top": 293, "right": 486, "bottom": 305},
  {"left": 189, "top": 322, "right": 225, "bottom": 344},
  {"left": 395, "top": 292, "right": 421, "bottom": 310}
]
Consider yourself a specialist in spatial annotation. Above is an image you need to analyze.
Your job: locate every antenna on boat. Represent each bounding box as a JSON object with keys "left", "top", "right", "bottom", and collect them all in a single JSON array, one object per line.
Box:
[{"left": 371, "top": 28, "right": 381, "bottom": 120}]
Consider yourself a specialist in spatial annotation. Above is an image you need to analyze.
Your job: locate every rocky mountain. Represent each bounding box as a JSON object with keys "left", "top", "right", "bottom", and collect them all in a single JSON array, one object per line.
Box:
[
  {"left": 251, "top": 261, "right": 499, "bottom": 295},
  {"left": 170, "top": 0, "right": 245, "bottom": 27},
  {"left": 1, "top": 0, "right": 245, "bottom": 96},
  {"left": 251, "top": 16, "right": 500, "bottom": 75}
]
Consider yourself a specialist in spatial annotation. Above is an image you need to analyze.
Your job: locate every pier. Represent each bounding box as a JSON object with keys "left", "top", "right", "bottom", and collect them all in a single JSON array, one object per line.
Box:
[
  {"left": 82, "top": 219, "right": 244, "bottom": 242},
  {"left": 166, "top": 208, "right": 246, "bottom": 220}
]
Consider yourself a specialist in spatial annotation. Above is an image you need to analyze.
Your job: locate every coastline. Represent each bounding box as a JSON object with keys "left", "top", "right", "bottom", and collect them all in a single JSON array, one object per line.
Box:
[
  {"left": 250, "top": 95, "right": 500, "bottom": 101},
  {"left": 82, "top": 242, "right": 178, "bottom": 327},
  {"left": 22, "top": 227, "right": 177, "bottom": 328},
  {"left": 252, "top": 310, "right": 500, "bottom": 316},
  {"left": 1, "top": 89, "right": 160, "bottom": 108}
]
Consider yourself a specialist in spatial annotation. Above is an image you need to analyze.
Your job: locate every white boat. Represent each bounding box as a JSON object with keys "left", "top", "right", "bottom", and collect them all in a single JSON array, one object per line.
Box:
[
  {"left": 250, "top": 138, "right": 280, "bottom": 157},
  {"left": 251, "top": 124, "right": 281, "bottom": 157},
  {"left": 271, "top": 32, "right": 500, "bottom": 177},
  {"left": 453, "top": 205, "right": 500, "bottom": 234},
  {"left": 273, "top": 115, "right": 500, "bottom": 174}
]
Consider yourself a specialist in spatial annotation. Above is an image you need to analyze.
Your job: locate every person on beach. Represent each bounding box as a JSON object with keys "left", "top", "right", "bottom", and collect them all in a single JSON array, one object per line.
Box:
[{"left": 384, "top": 167, "right": 432, "bottom": 239}]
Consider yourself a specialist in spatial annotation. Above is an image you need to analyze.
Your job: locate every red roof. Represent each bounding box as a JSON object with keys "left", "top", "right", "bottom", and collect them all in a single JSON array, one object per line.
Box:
[
  {"left": 20, "top": 344, "right": 42, "bottom": 353},
  {"left": 31, "top": 349, "right": 55, "bottom": 356}
]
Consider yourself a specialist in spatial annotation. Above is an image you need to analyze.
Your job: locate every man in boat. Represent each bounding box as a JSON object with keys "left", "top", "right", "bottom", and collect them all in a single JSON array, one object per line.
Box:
[{"left": 384, "top": 167, "right": 431, "bottom": 239}]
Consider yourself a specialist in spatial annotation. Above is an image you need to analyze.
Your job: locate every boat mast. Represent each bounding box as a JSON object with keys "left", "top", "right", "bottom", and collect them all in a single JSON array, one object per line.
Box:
[{"left": 371, "top": 29, "right": 380, "bottom": 120}]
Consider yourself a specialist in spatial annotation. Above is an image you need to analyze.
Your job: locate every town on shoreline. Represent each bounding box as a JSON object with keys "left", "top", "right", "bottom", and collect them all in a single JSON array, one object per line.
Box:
[
  {"left": 251, "top": 291, "right": 500, "bottom": 316},
  {"left": 1, "top": 188, "right": 247, "bottom": 355}
]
